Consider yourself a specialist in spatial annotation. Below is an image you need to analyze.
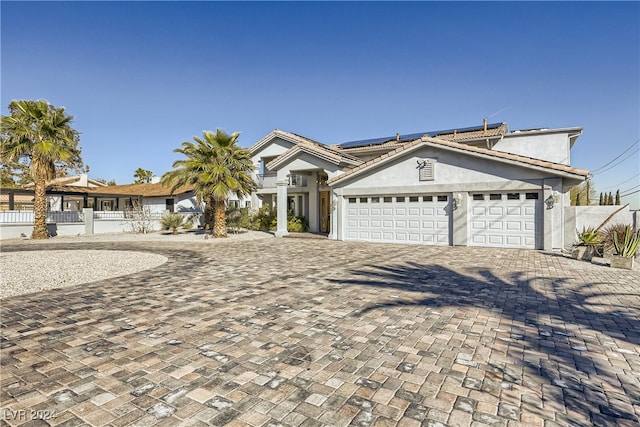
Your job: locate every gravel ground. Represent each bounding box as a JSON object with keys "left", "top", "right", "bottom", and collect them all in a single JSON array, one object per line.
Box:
[{"left": 0, "top": 230, "right": 273, "bottom": 298}]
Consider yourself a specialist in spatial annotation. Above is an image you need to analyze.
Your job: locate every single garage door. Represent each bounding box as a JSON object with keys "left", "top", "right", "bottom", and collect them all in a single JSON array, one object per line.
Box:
[
  {"left": 345, "top": 194, "right": 451, "bottom": 245},
  {"left": 469, "top": 192, "right": 541, "bottom": 249}
]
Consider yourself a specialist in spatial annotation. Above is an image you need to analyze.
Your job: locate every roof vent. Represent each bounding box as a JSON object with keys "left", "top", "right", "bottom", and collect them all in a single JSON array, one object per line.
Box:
[
  {"left": 483, "top": 118, "right": 488, "bottom": 135},
  {"left": 396, "top": 133, "right": 400, "bottom": 142}
]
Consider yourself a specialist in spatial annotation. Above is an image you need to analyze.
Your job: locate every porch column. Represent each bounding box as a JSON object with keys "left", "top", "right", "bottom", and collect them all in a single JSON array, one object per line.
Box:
[
  {"left": 275, "top": 180, "right": 289, "bottom": 237},
  {"left": 8, "top": 192, "right": 15, "bottom": 210},
  {"left": 308, "top": 172, "right": 319, "bottom": 233}
]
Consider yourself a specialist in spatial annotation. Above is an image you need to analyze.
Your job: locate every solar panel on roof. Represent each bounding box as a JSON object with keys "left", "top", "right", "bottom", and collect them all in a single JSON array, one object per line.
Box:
[{"left": 336, "top": 123, "right": 504, "bottom": 149}]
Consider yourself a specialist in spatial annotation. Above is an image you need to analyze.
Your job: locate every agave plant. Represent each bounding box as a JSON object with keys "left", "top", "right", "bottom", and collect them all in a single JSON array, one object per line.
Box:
[
  {"left": 575, "top": 227, "right": 603, "bottom": 246},
  {"left": 613, "top": 225, "right": 640, "bottom": 258}
]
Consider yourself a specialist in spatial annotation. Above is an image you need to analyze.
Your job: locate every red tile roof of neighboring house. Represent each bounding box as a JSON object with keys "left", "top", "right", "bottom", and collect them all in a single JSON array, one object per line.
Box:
[{"left": 88, "top": 183, "right": 194, "bottom": 197}]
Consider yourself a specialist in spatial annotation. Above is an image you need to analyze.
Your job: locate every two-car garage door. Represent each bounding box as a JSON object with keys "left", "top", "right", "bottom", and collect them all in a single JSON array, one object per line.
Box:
[
  {"left": 343, "top": 191, "right": 542, "bottom": 249},
  {"left": 345, "top": 195, "right": 450, "bottom": 245}
]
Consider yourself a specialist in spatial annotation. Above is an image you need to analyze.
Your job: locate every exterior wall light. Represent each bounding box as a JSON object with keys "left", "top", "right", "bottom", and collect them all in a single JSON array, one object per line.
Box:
[
  {"left": 545, "top": 190, "right": 561, "bottom": 209},
  {"left": 453, "top": 193, "right": 463, "bottom": 210}
]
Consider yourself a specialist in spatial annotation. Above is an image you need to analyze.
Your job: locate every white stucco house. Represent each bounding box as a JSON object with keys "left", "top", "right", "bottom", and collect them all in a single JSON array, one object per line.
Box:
[{"left": 249, "top": 121, "right": 588, "bottom": 250}]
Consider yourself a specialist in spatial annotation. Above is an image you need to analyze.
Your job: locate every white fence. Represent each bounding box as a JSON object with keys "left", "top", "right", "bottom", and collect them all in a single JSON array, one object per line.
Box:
[
  {"left": 93, "top": 211, "right": 164, "bottom": 220},
  {"left": 0, "top": 210, "right": 84, "bottom": 224},
  {"left": 0, "top": 208, "right": 203, "bottom": 239}
]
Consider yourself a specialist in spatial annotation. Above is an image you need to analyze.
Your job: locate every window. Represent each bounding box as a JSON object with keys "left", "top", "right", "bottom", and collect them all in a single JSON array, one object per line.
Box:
[
  {"left": 348, "top": 198, "right": 357, "bottom": 203},
  {"left": 409, "top": 196, "right": 419, "bottom": 202},
  {"left": 525, "top": 193, "right": 539, "bottom": 200},
  {"left": 473, "top": 194, "right": 484, "bottom": 201},
  {"left": 360, "top": 197, "right": 368, "bottom": 203},
  {"left": 437, "top": 195, "right": 448, "bottom": 202},
  {"left": 507, "top": 193, "right": 520, "bottom": 200},
  {"left": 396, "top": 196, "right": 405, "bottom": 202},
  {"left": 423, "top": 195, "right": 433, "bottom": 202},
  {"left": 166, "top": 198, "right": 175, "bottom": 212},
  {"left": 490, "top": 194, "right": 502, "bottom": 200},
  {"left": 383, "top": 197, "right": 393, "bottom": 203},
  {"left": 371, "top": 197, "right": 380, "bottom": 203},
  {"left": 245, "top": 201, "right": 252, "bottom": 208}
]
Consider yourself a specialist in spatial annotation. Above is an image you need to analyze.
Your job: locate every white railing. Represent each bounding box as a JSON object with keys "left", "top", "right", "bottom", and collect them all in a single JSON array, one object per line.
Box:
[
  {"left": 48, "top": 211, "right": 84, "bottom": 223},
  {"left": 257, "top": 173, "right": 277, "bottom": 189},
  {"left": 93, "top": 210, "right": 165, "bottom": 220},
  {"left": 0, "top": 210, "right": 84, "bottom": 224}
]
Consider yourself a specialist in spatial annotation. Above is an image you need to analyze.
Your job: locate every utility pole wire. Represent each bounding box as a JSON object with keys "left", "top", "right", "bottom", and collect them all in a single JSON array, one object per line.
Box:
[
  {"left": 591, "top": 147, "right": 640, "bottom": 176},
  {"left": 590, "top": 138, "right": 639, "bottom": 173},
  {"left": 599, "top": 173, "right": 640, "bottom": 190},
  {"left": 620, "top": 188, "right": 640, "bottom": 197},
  {"left": 620, "top": 184, "right": 640, "bottom": 194}
]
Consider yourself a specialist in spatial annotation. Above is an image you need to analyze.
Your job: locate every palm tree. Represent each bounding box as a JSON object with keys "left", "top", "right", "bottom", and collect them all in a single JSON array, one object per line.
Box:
[
  {"left": 133, "top": 167, "right": 153, "bottom": 184},
  {"left": 1, "top": 100, "right": 82, "bottom": 239},
  {"left": 161, "top": 129, "right": 256, "bottom": 237}
]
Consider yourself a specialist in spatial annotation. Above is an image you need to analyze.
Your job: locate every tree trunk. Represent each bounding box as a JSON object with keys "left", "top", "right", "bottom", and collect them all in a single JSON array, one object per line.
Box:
[
  {"left": 213, "top": 199, "right": 227, "bottom": 238},
  {"left": 204, "top": 196, "right": 215, "bottom": 230},
  {"left": 32, "top": 178, "right": 49, "bottom": 239}
]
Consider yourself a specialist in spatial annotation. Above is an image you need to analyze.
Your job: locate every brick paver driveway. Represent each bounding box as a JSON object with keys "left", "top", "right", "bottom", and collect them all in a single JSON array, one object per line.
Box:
[{"left": 1, "top": 238, "right": 639, "bottom": 427}]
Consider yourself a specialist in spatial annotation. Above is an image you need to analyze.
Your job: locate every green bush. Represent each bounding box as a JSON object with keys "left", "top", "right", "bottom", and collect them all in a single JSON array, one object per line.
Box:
[
  {"left": 160, "top": 213, "right": 186, "bottom": 235},
  {"left": 287, "top": 216, "right": 308, "bottom": 232},
  {"left": 250, "top": 204, "right": 276, "bottom": 231},
  {"left": 227, "top": 207, "right": 252, "bottom": 232}
]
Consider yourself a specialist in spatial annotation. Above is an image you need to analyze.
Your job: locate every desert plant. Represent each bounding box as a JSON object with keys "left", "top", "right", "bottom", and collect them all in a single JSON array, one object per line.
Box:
[
  {"left": 287, "top": 216, "right": 308, "bottom": 232},
  {"left": 575, "top": 227, "right": 603, "bottom": 246},
  {"left": 613, "top": 225, "right": 640, "bottom": 258},
  {"left": 162, "top": 129, "right": 256, "bottom": 238},
  {"left": 124, "top": 204, "right": 155, "bottom": 234},
  {"left": 1, "top": 100, "right": 84, "bottom": 239},
  {"left": 160, "top": 213, "right": 186, "bottom": 235},
  {"left": 599, "top": 223, "right": 627, "bottom": 256}
]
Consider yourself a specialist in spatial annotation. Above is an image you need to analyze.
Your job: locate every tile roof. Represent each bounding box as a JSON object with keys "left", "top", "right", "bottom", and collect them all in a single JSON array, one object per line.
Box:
[
  {"left": 265, "top": 130, "right": 363, "bottom": 170},
  {"left": 89, "top": 183, "right": 194, "bottom": 197},
  {"left": 327, "top": 135, "right": 588, "bottom": 185}
]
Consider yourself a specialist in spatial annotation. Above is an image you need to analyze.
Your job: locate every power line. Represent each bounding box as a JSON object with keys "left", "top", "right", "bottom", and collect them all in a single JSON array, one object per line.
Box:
[
  {"left": 591, "top": 138, "right": 639, "bottom": 173},
  {"left": 620, "top": 184, "right": 640, "bottom": 194},
  {"left": 598, "top": 173, "right": 640, "bottom": 190},
  {"left": 591, "top": 147, "right": 640, "bottom": 176},
  {"left": 620, "top": 188, "right": 640, "bottom": 197}
]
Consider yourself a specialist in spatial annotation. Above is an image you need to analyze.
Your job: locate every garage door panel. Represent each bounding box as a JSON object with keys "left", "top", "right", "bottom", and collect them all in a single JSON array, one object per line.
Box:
[
  {"left": 506, "top": 221, "right": 521, "bottom": 231},
  {"left": 371, "top": 208, "right": 381, "bottom": 215},
  {"left": 489, "top": 207, "right": 504, "bottom": 216},
  {"left": 507, "top": 207, "right": 521, "bottom": 215},
  {"left": 472, "top": 207, "right": 486, "bottom": 215}
]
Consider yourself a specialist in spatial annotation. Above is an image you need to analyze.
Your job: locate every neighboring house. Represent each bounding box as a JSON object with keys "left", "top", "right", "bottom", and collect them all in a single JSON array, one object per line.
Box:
[
  {"left": 22, "top": 173, "right": 107, "bottom": 211},
  {"left": 249, "top": 121, "right": 588, "bottom": 250},
  {"left": 1, "top": 175, "right": 250, "bottom": 214}
]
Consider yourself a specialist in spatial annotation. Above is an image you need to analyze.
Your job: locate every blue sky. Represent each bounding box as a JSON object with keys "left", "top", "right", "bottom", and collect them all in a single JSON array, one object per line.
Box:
[{"left": 2, "top": 1, "right": 639, "bottom": 207}]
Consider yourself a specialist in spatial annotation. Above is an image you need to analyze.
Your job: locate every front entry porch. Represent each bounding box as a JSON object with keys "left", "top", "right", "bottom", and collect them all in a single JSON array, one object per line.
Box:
[{"left": 274, "top": 170, "right": 331, "bottom": 237}]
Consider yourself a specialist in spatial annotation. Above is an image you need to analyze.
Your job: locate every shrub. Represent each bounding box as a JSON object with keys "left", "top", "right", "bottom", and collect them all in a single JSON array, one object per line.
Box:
[
  {"left": 250, "top": 204, "right": 276, "bottom": 231},
  {"left": 287, "top": 216, "right": 308, "bottom": 232},
  {"left": 160, "top": 213, "right": 186, "bottom": 235},
  {"left": 226, "top": 207, "right": 251, "bottom": 233}
]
